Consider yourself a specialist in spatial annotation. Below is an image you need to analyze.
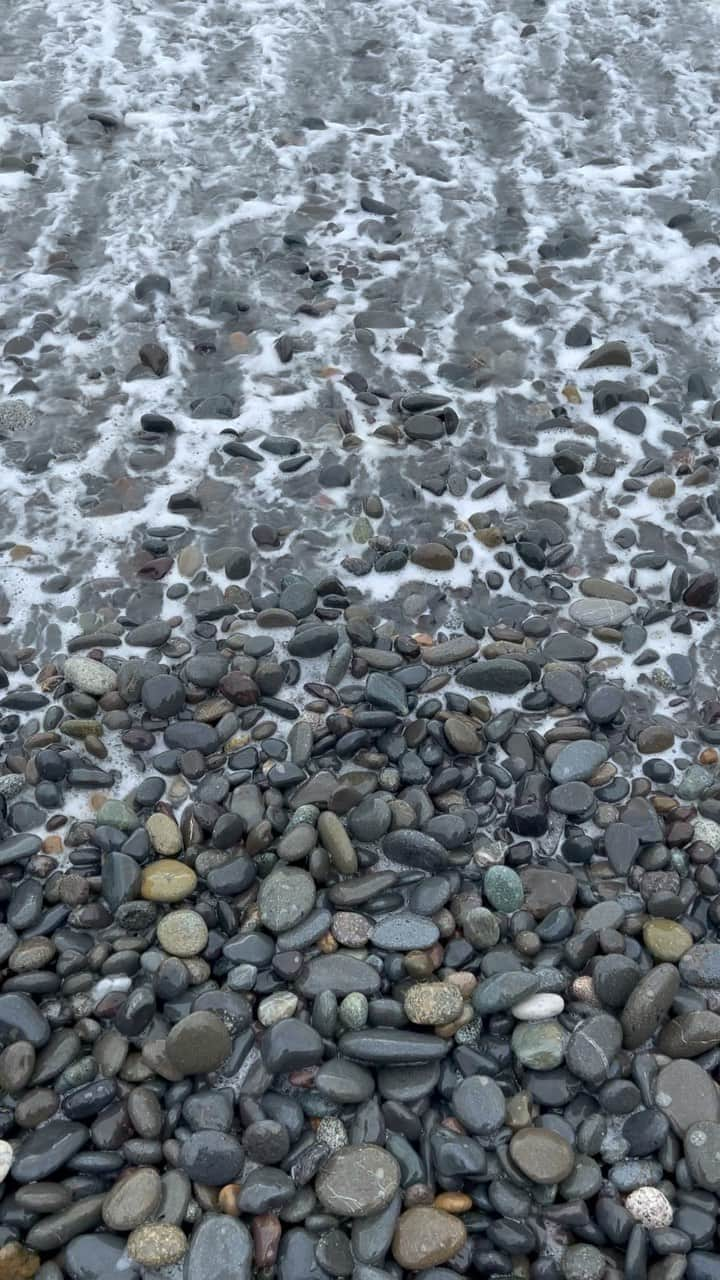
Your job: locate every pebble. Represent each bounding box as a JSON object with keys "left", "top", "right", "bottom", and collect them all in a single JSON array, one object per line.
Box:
[
  {"left": 392, "top": 1207, "right": 466, "bottom": 1270},
  {"left": 157, "top": 909, "right": 208, "bottom": 956},
  {"left": 510, "top": 1127, "right": 576, "bottom": 1183},
  {"left": 141, "top": 859, "right": 197, "bottom": 902},
  {"left": 127, "top": 1223, "right": 187, "bottom": 1267},
  {"left": 315, "top": 1144, "right": 400, "bottom": 1217},
  {"left": 165, "top": 1011, "right": 232, "bottom": 1074},
  {"left": 625, "top": 1187, "right": 674, "bottom": 1228},
  {"left": 404, "top": 982, "right": 464, "bottom": 1026}
]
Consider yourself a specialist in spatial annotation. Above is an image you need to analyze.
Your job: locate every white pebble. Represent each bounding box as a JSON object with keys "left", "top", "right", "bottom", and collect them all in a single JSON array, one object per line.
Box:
[
  {"left": 0, "top": 1140, "right": 12, "bottom": 1183},
  {"left": 625, "top": 1187, "right": 673, "bottom": 1228},
  {"left": 512, "top": 993, "right": 565, "bottom": 1021}
]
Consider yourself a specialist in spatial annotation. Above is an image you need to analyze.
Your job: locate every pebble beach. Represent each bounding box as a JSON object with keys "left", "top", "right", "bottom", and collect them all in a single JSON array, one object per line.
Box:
[{"left": 2, "top": 0, "right": 720, "bottom": 1277}]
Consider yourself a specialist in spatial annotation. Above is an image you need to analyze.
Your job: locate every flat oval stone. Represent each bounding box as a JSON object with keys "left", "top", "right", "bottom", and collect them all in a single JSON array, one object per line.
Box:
[
  {"left": 180, "top": 1131, "right": 244, "bottom": 1185},
  {"left": 566, "top": 1014, "right": 622, "bottom": 1084},
  {"left": 510, "top": 1127, "right": 575, "bottom": 1184},
  {"left": 370, "top": 913, "right": 439, "bottom": 951},
  {"left": 141, "top": 859, "right": 197, "bottom": 903},
  {"left": 512, "top": 993, "right": 565, "bottom": 1021},
  {"left": 621, "top": 963, "right": 679, "bottom": 1049},
  {"left": 680, "top": 945, "right": 720, "bottom": 989},
  {"left": 474, "top": 971, "right": 538, "bottom": 1014},
  {"left": 13, "top": 1120, "right": 89, "bottom": 1183},
  {"left": 483, "top": 865, "right": 524, "bottom": 912},
  {"left": 382, "top": 830, "right": 448, "bottom": 872},
  {"left": 452, "top": 1075, "right": 506, "bottom": 1135},
  {"left": 569, "top": 598, "right": 632, "bottom": 628},
  {"left": 656, "top": 1060, "right": 720, "bottom": 1135},
  {"left": 392, "top": 1207, "right": 466, "bottom": 1270},
  {"left": 102, "top": 1167, "right": 162, "bottom": 1230},
  {"left": 658, "top": 1012, "right": 720, "bottom": 1058},
  {"left": 459, "top": 658, "right": 531, "bottom": 693},
  {"left": 64, "top": 656, "right": 118, "bottom": 695},
  {"left": 550, "top": 740, "right": 608, "bottom": 783},
  {"left": 165, "top": 1011, "right": 232, "bottom": 1075},
  {"left": 338, "top": 1029, "right": 451, "bottom": 1065},
  {"left": 296, "top": 955, "right": 381, "bottom": 998},
  {"left": 65, "top": 1233, "right": 136, "bottom": 1280},
  {"left": 316, "top": 1144, "right": 400, "bottom": 1218},
  {"left": 258, "top": 865, "right": 316, "bottom": 933},
  {"left": 184, "top": 1214, "right": 252, "bottom": 1280},
  {"left": 0, "top": 993, "right": 50, "bottom": 1046}
]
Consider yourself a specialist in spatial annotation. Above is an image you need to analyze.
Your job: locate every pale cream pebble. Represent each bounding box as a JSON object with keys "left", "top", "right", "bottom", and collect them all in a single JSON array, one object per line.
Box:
[{"left": 625, "top": 1187, "right": 673, "bottom": 1228}]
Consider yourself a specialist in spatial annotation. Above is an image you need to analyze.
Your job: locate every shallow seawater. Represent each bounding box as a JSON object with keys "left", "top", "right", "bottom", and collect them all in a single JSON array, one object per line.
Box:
[{"left": 1, "top": 0, "right": 719, "bottom": 724}]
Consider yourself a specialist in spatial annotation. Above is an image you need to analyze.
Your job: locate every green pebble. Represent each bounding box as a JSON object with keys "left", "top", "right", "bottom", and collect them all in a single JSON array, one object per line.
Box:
[
  {"left": 95, "top": 800, "right": 139, "bottom": 832},
  {"left": 484, "top": 865, "right": 524, "bottom": 913},
  {"left": 512, "top": 1020, "right": 565, "bottom": 1070},
  {"left": 339, "top": 992, "right": 369, "bottom": 1029}
]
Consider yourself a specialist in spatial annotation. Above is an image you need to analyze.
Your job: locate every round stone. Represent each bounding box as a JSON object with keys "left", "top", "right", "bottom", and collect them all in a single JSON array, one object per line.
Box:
[
  {"left": 512, "top": 1020, "right": 565, "bottom": 1069},
  {"left": 145, "top": 813, "right": 183, "bottom": 856},
  {"left": 483, "top": 865, "right": 524, "bottom": 913},
  {"left": 643, "top": 919, "right": 693, "bottom": 962},
  {"left": 392, "top": 1207, "right": 467, "bottom": 1271},
  {"left": 625, "top": 1187, "right": 673, "bottom": 1228},
  {"left": 141, "top": 859, "right": 197, "bottom": 903},
  {"left": 452, "top": 1075, "right": 506, "bottom": 1135},
  {"left": 165, "top": 1011, "right": 232, "bottom": 1075},
  {"left": 157, "top": 909, "right": 208, "bottom": 956},
  {"left": 127, "top": 1223, "right": 188, "bottom": 1267},
  {"left": 561, "top": 1244, "right": 606, "bottom": 1280},
  {"left": 141, "top": 674, "right": 186, "bottom": 718},
  {"left": 510, "top": 1127, "right": 575, "bottom": 1184},
  {"left": 404, "top": 983, "right": 464, "bottom": 1027},
  {"left": 315, "top": 1144, "right": 400, "bottom": 1218},
  {"left": 257, "top": 866, "right": 316, "bottom": 934}
]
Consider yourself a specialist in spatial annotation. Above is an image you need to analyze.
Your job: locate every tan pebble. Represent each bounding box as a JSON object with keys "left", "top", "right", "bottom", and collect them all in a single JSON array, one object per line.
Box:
[
  {"left": 89, "top": 793, "right": 107, "bottom": 811},
  {"left": 42, "top": 836, "right": 63, "bottom": 856},
  {"left": 126, "top": 1223, "right": 187, "bottom": 1268},
  {"left": 228, "top": 331, "right": 250, "bottom": 353},
  {"left": 318, "top": 932, "right": 338, "bottom": 953},
  {"left": 218, "top": 1184, "right": 241, "bottom": 1216},
  {"left": 156, "top": 909, "right": 208, "bottom": 957},
  {"left": 700, "top": 748, "right": 718, "bottom": 765},
  {"left": 446, "top": 971, "right": 477, "bottom": 997},
  {"left": 0, "top": 1241, "right": 40, "bottom": 1279},
  {"left": 145, "top": 813, "right": 183, "bottom": 856},
  {"left": 141, "top": 860, "right": 197, "bottom": 903},
  {"left": 571, "top": 976, "right": 598, "bottom": 1004},
  {"left": 392, "top": 1207, "right": 467, "bottom": 1270},
  {"left": 434, "top": 1192, "right": 472, "bottom": 1213},
  {"left": 9, "top": 545, "right": 33, "bottom": 560}
]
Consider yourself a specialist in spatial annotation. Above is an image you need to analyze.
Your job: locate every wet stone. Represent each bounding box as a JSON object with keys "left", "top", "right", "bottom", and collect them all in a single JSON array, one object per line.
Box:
[
  {"left": 315, "top": 1144, "right": 400, "bottom": 1218},
  {"left": 510, "top": 1126, "right": 575, "bottom": 1184}
]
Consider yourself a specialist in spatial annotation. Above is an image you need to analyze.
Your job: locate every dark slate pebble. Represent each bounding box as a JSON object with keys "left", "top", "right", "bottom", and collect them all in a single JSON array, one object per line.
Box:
[
  {"left": 261, "top": 1018, "right": 323, "bottom": 1073},
  {"left": 180, "top": 1130, "right": 244, "bottom": 1185}
]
